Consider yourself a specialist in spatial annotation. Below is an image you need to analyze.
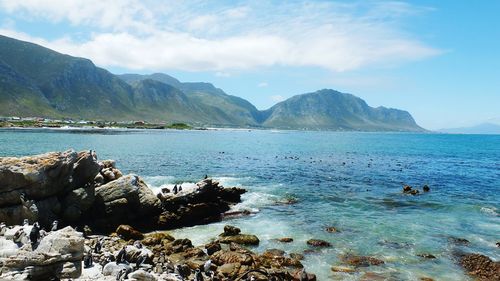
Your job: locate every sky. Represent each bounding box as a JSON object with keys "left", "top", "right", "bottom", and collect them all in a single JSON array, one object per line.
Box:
[{"left": 0, "top": 0, "right": 499, "bottom": 130}]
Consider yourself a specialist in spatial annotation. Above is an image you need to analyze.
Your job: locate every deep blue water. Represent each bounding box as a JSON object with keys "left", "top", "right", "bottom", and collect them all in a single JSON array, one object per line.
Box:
[{"left": 1, "top": 128, "right": 499, "bottom": 280}]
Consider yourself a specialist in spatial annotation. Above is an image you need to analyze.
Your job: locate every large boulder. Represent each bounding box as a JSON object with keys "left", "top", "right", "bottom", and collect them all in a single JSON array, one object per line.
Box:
[
  {"left": 158, "top": 202, "right": 225, "bottom": 229},
  {"left": 0, "top": 226, "right": 84, "bottom": 280},
  {"left": 72, "top": 150, "right": 101, "bottom": 188},
  {"left": 0, "top": 203, "right": 38, "bottom": 226},
  {"left": 0, "top": 150, "right": 101, "bottom": 226},
  {"left": 93, "top": 175, "right": 161, "bottom": 230},
  {"left": 0, "top": 150, "right": 78, "bottom": 207},
  {"left": 61, "top": 185, "right": 95, "bottom": 222},
  {"left": 219, "top": 234, "right": 260, "bottom": 246}
]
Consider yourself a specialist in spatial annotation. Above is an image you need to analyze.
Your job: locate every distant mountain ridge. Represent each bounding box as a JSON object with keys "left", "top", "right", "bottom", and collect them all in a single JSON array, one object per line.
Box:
[
  {"left": 0, "top": 34, "right": 424, "bottom": 131},
  {"left": 439, "top": 123, "right": 500, "bottom": 134}
]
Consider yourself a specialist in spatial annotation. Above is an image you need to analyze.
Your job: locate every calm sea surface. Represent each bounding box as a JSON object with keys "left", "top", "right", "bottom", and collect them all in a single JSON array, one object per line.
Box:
[{"left": 1, "top": 128, "right": 499, "bottom": 280}]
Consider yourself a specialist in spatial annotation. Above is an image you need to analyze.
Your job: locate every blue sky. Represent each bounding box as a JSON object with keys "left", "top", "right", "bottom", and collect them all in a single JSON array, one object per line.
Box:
[{"left": 1, "top": 0, "right": 499, "bottom": 130}]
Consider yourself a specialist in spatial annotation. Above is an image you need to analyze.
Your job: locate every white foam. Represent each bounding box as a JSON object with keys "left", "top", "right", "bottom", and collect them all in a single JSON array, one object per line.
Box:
[
  {"left": 142, "top": 175, "right": 176, "bottom": 189},
  {"left": 480, "top": 206, "right": 498, "bottom": 216}
]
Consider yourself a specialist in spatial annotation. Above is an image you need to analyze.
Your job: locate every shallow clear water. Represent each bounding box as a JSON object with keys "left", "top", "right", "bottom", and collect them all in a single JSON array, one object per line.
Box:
[{"left": 1, "top": 128, "right": 499, "bottom": 280}]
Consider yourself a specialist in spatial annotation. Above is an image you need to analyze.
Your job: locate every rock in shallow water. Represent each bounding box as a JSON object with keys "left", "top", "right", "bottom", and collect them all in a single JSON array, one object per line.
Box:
[
  {"left": 222, "top": 225, "right": 241, "bottom": 236},
  {"left": 306, "top": 239, "right": 331, "bottom": 247},
  {"left": 219, "top": 234, "right": 260, "bottom": 245},
  {"left": 340, "top": 254, "right": 385, "bottom": 267},
  {"left": 460, "top": 253, "right": 500, "bottom": 281}
]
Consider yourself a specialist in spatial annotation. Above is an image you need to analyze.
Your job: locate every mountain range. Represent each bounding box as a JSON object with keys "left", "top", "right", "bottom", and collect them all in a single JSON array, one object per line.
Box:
[
  {"left": 439, "top": 123, "right": 500, "bottom": 134},
  {"left": 0, "top": 34, "right": 424, "bottom": 131}
]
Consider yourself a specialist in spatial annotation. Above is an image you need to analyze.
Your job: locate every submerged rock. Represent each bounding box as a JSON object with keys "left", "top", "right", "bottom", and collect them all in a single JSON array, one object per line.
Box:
[
  {"left": 325, "top": 226, "right": 340, "bottom": 233},
  {"left": 403, "top": 185, "right": 412, "bottom": 193},
  {"left": 417, "top": 253, "right": 437, "bottom": 259},
  {"left": 290, "top": 253, "right": 304, "bottom": 260},
  {"left": 448, "top": 237, "right": 470, "bottom": 246},
  {"left": 331, "top": 265, "right": 356, "bottom": 273},
  {"left": 340, "top": 254, "right": 385, "bottom": 267},
  {"left": 306, "top": 239, "right": 331, "bottom": 247},
  {"left": 277, "top": 237, "right": 294, "bottom": 243}
]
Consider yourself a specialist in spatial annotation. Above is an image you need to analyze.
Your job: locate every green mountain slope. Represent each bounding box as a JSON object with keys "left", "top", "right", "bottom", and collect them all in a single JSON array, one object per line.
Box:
[
  {"left": 0, "top": 58, "right": 58, "bottom": 116},
  {"left": 118, "top": 74, "right": 261, "bottom": 126},
  {"left": 0, "top": 34, "right": 424, "bottom": 131},
  {"left": 0, "top": 35, "right": 137, "bottom": 120},
  {"left": 262, "top": 89, "right": 423, "bottom": 131}
]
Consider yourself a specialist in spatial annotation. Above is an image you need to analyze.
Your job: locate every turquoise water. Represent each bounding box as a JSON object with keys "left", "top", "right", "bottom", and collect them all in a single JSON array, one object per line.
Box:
[{"left": 1, "top": 128, "right": 499, "bottom": 280}]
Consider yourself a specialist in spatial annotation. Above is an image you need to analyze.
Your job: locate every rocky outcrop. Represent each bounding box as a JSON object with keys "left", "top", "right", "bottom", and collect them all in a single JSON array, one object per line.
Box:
[
  {"left": 0, "top": 150, "right": 101, "bottom": 227},
  {"left": 157, "top": 179, "right": 246, "bottom": 229},
  {"left": 460, "top": 253, "right": 500, "bottom": 281},
  {"left": 0, "top": 226, "right": 84, "bottom": 280},
  {"left": 0, "top": 150, "right": 319, "bottom": 280},
  {"left": 91, "top": 175, "right": 161, "bottom": 231},
  {"left": 0, "top": 150, "right": 174, "bottom": 231}
]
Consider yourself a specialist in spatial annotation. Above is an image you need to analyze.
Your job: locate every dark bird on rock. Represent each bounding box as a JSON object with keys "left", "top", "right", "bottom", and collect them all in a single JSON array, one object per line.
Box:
[
  {"left": 94, "top": 238, "right": 102, "bottom": 253},
  {"left": 116, "top": 246, "right": 127, "bottom": 264},
  {"left": 29, "top": 222, "right": 40, "bottom": 249},
  {"left": 194, "top": 269, "right": 204, "bottom": 281}
]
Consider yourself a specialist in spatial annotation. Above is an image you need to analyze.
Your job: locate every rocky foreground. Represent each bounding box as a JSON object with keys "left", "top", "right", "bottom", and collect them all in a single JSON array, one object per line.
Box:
[
  {"left": 0, "top": 150, "right": 316, "bottom": 280},
  {"left": 1, "top": 150, "right": 498, "bottom": 280}
]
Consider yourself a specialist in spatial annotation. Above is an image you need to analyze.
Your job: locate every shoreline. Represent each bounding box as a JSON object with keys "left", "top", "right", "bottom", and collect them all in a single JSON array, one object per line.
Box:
[
  {"left": 1, "top": 149, "right": 498, "bottom": 280},
  {"left": 0, "top": 149, "right": 317, "bottom": 280}
]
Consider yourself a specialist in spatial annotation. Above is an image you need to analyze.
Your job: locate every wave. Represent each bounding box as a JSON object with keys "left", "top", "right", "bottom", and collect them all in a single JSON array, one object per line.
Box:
[{"left": 479, "top": 206, "right": 498, "bottom": 216}]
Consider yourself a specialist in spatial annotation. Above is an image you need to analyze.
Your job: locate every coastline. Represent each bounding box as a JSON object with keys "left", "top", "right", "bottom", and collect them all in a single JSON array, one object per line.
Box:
[
  {"left": 0, "top": 150, "right": 317, "bottom": 280},
  {"left": 0, "top": 137, "right": 498, "bottom": 280}
]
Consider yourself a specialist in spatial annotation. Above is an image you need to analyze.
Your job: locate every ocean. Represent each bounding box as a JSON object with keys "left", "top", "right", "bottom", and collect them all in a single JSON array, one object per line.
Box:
[{"left": 1, "top": 128, "right": 499, "bottom": 280}]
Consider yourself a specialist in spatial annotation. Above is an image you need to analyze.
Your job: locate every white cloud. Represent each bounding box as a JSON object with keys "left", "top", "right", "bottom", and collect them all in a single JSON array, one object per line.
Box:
[
  {"left": 0, "top": 1, "right": 442, "bottom": 72},
  {"left": 258, "top": 82, "right": 268, "bottom": 88},
  {"left": 270, "top": 95, "right": 285, "bottom": 102}
]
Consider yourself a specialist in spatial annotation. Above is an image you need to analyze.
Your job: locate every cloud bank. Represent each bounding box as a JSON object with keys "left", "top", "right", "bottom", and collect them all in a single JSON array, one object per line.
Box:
[{"left": 0, "top": 0, "right": 441, "bottom": 72}]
